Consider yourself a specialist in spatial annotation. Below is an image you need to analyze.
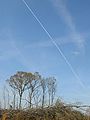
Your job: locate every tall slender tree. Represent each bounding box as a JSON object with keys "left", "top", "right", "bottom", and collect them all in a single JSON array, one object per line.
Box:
[
  {"left": 40, "top": 78, "right": 47, "bottom": 108},
  {"left": 47, "top": 77, "right": 56, "bottom": 106},
  {"left": 27, "top": 72, "right": 41, "bottom": 108},
  {"left": 7, "top": 71, "right": 35, "bottom": 109}
]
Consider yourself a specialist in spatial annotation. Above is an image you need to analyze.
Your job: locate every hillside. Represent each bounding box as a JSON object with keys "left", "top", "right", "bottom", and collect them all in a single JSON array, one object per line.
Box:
[{"left": 1, "top": 102, "right": 90, "bottom": 120}]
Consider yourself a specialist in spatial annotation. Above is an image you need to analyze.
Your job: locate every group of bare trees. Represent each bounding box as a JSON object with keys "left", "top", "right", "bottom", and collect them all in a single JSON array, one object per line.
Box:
[{"left": 3, "top": 71, "right": 56, "bottom": 109}]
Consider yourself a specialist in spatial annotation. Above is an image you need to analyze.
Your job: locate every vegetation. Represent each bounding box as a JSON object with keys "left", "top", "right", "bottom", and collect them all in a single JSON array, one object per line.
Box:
[
  {"left": 5, "top": 71, "right": 56, "bottom": 109},
  {"left": 0, "top": 71, "right": 90, "bottom": 120},
  {"left": 1, "top": 101, "right": 90, "bottom": 120}
]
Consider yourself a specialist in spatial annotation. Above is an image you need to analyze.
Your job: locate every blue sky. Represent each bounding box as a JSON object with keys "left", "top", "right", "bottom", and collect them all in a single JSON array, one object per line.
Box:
[{"left": 0, "top": 0, "right": 90, "bottom": 104}]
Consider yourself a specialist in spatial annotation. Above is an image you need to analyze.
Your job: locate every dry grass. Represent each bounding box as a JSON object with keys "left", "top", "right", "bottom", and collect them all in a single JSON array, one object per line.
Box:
[{"left": 1, "top": 103, "right": 90, "bottom": 120}]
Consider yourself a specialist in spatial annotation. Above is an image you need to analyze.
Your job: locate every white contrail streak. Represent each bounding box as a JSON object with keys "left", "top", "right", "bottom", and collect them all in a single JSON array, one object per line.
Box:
[{"left": 21, "top": 0, "right": 85, "bottom": 88}]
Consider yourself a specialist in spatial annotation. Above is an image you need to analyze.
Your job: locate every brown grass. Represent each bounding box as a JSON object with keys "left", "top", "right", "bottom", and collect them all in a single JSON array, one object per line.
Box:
[{"left": 1, "top": 104, "right": 90, "bottom": 120}]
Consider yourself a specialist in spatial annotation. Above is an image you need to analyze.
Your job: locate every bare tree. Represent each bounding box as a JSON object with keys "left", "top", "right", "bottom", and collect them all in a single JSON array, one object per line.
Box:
[
  {"left": 16, "top": 94, "right": 19, "bottom": 109},
  {"left": 3, "top": 86, "right": 6, "bottom": 109},
  {"left": 27, "top": 79, "right": 38, "bottom": 108},
  {"left": 7, "top": 71, "right": 35, "bottom": 109},
  {"left": 11, "top": 90, "right": 16, "bottom": 109},
  {"left": 47, "top": 77, "right": 56, "bottom": 106},
  {"left": 33, "top": 88, "right": 41, "bottom": 108},
  {"left": 5, "top": 87, "right": 10, "bottom": 109},
  {"left": 26, "top": 72, "right": 41, "bottom": 108},
  {"left": 40, "top": 78, "right": 47, "bottom": 108}
]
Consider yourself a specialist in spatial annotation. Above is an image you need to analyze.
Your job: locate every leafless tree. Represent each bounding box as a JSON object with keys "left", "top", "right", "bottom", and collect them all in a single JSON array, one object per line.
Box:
[
  {"left": 40, "top": 77, "right": 47, "bottom": 108},
  {"left": 6, "top": 71, "right": 57, "bottom": 109},
  {"left": 33, "top": 88, "right": 41, "bottom": 108},
  {"left": 47, "top": 77, "right": 56, "bottom": 106},
  {"left": 11, "top": 89, "right": 16, "bottom": 109},
  {"left": 26, "top": 72, "right": 41, "bottom": 108},
  {"left": 3, "top": 86, "right": 6, "bottom": 109},
  {"left": 7, "top": 71, "right": 35, "bottom": 109},
  {"left": 4, "top": 86, "right": 11, "bottom": 109},
  {"left": 16, "top": 94, "right": 19, "bottom": 109}
]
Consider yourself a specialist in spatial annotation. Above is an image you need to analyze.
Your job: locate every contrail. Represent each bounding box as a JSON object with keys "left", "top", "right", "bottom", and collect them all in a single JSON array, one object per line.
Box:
[{"left": 21, "top": 0, "right": 85, "bottom": 88}]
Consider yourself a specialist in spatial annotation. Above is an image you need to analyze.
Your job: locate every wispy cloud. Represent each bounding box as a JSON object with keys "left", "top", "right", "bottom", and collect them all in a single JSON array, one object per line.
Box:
[
  {"left": 24, "top": 40, "right": 52, "bottom": 48},
  {"left": 72, "top": 51, "right": 80, "bottom": 56},
  {"left": 51, "top": 0, "right": 86, "bottom": 51},
  {"left": 0, "top": 30, "right": 19, "bottom": 61},
  {"left": 25, "top": 32, "right": 88, "bottom": 56},
  {"left": 24, "top": 0, "right": 90, "bottom": 56},
  {"left": 0, "top": 29, "right": 33, "bottom": 70}
]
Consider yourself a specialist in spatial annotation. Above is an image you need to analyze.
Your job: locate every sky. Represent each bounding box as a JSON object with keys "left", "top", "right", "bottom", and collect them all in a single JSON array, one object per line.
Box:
[{"left": 0, "top": 0, "right": 90, "bottom": 105}]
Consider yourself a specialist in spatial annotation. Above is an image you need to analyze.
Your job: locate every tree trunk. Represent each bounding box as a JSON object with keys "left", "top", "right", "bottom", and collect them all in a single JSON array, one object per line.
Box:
[
  {"left": 49, "top": 93, "right": 50, "bottom": 106},
  {"left": 51, "top": 91, "right": 54, "bottom": 105},
  {"left": 13, "top": 93, "right": 16, "bottom": 109},
  {"left": 19, "top": 94, "right": 22, "bottom": 109},
  {"left": 42, "top": 90, "right": 45, "bottom": 108},
  {"left": 29, "top": 94, "right": 32, "bottom": 108}
]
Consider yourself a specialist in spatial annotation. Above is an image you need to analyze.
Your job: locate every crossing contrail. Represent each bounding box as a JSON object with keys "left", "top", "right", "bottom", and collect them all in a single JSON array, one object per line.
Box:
[{"left": 21, "top": 0, "right": 85, "bottom": 89}]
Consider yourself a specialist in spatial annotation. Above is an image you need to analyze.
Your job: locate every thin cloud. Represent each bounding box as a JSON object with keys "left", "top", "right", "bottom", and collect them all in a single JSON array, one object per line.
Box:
[
  {"left": 22, "top": 0, "right": 90, "bottom": 53},
  {"left": 25, "top": 32, "right": 87, "bottom": 55},
  {"left": 25, "top": 40, "right": 52, "bottom": 48},
  {"left": 72, "top": 51, "right": 80, "bottom": 56},
  {"left": 0, "top": 29, "right": 33, "bottom": 70},
  {"left": 51, "top": 0, "right": 85, "bottom": 50}
]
